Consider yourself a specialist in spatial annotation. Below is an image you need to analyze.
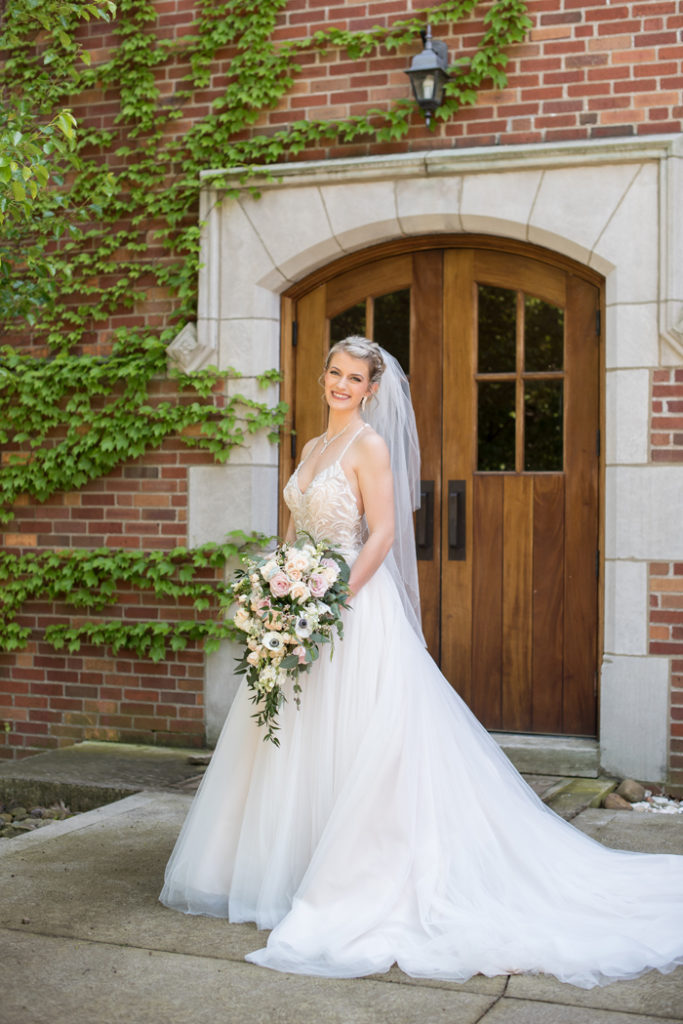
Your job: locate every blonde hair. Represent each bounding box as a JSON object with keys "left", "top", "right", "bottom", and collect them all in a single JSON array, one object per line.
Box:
[{"left": 325, "top": 336, "right": 386, "bottom": 387}]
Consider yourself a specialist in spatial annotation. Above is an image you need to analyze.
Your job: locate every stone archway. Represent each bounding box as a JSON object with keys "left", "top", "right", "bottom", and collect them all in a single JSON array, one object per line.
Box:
[{"left": 186, "top": 137, "right": 683, "bottom": 783}]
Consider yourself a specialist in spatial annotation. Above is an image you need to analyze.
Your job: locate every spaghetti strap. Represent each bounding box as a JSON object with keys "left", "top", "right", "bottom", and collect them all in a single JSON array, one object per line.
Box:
[{"left": 337, "top": 423, "right": 367, "bottom": 462}]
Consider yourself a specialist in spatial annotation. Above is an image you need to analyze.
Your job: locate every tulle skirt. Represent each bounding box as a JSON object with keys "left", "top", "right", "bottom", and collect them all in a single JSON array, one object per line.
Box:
[{"left": 160, "top": 564, "right": 683, "bottom": 988}]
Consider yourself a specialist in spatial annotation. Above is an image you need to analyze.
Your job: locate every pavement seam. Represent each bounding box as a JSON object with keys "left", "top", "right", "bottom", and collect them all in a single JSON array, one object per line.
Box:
[
  {"left": 498, "top": 990, "right": 683, "bottom": 1023},
  {"left": 462, "top": 974, "right": 509, "bottom": 1023},
  {"left": 3, "top": 928, "right": 683, "bottom": 1020},
  {"left": 1, "top": 925, "right": 508, "bottom": 999},
  {"left": 0, "top": 924, "right": 254, "bottom": 963}
]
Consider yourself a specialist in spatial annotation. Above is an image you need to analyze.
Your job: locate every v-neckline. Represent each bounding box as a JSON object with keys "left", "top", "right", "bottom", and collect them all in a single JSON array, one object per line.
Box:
[
  {"left": 294, "top": 424, "right": 367, "bottom": 498},
  {"left": 294, "top": 460, "right": 339, "bottom": 498}
]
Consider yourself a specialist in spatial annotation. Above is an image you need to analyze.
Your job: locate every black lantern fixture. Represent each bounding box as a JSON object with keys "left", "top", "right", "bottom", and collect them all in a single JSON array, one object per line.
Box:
[{"left": 405, "top": 25, "right": 450, "bottom": 126}]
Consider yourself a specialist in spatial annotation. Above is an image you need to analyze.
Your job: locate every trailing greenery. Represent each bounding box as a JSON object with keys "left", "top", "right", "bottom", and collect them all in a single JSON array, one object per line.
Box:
[
  {"left": 0, "top": 0, "right": 530, "bottom": 661},
  {"left": 0, "top": 533, "right": 267, "bottom": 657},
  {"left": 0, "top": 337, "right": 286, "bottom": 522}
]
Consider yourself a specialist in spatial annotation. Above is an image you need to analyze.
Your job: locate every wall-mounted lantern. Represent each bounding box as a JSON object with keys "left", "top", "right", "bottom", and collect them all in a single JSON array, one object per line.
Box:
[{"left": 405, "top": 25, "right": 451, "bottom": 126}]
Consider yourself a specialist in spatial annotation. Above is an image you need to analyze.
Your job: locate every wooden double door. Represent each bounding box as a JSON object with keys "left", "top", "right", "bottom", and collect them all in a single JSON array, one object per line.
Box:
[{"left": 281, "top": 242, "right": 601, "bottom": 736}]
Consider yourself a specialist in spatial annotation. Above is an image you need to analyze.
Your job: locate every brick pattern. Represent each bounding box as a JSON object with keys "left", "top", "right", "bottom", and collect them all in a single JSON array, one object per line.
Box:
[
  {"left": 267, "top": 0, "right": 683, "bottom": 149},
  {"left": 651, "top": 368, "right": 683, "bottom": 464},
  {"left": 649, "top": 563, "right": 683, "bottom": 788},
  {"left": 0, "top": 377, "right": 229, "bottom": 760},
  {"left": 0, "top": 645, "right": 206, "bottom": 758},
  {"left": 671, "top": 657, "right": 683, "bottom": 789},
  {"left": 71, "top": 1, "right": 683, "bottom": 161}
]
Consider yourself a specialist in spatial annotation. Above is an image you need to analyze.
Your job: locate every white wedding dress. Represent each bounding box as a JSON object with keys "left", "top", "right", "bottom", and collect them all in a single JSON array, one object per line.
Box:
[{"left": 160, "top": 439, "right": 683, "bottom": 989}]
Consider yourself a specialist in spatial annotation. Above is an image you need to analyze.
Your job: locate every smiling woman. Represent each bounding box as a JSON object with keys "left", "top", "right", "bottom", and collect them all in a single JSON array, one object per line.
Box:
[{"left": 290, "top": 339, "right": 395, "bottom": 600}]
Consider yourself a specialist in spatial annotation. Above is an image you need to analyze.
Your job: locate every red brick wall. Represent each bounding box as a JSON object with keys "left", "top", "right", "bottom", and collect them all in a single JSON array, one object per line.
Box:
[
  {"left": 649, "top": 563, "right": 683, "bottom": 788},
  {"left": 73, "top": 1, "right": 683, "bottom": 162},
  {"left": 0, "top": 379, "right": 223, "bottom": 759},
  {"left": 651, "top": 369, "right": 683, "bottom": 464},
  {"left": 258, "top": 0, "right": 683, "bottom": 151}
]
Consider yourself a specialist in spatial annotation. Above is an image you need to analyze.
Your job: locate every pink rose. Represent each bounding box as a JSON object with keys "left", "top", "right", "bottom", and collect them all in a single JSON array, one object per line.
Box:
[
  {"left": 308, "top": 573, "right": 329, "bottom": 598},
  {"left": 292, "top": 645, "right": 307, "bottom": 665},
  {"left": 269, "top": 573, "right": 292, "bottom": 597}
]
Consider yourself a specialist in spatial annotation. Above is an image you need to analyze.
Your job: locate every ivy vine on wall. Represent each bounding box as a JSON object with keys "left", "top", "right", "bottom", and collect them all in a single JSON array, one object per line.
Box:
[{"left": 0, "top": 0, "right": 531, "bottom": 660}]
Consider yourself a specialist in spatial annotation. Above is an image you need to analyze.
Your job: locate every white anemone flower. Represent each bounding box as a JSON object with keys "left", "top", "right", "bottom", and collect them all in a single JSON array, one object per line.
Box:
[
  {"left": 262, "top": 631, "right": 285, "bottom": 652},
  {"left": 294, "top": 616, "right": 313, "bottom": 639}
]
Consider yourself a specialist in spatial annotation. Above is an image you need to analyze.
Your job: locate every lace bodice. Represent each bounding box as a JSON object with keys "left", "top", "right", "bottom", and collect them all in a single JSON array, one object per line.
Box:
[{"left": 283, "top": 429, "right": 366, "bottom": 558}]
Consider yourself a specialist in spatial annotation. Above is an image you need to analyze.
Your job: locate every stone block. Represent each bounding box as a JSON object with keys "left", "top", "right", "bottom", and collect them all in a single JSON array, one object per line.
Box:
[
  {"left": 603, "top": 559, "right": 648, "bottom": 657},
  {"left": 600, "top": 655, "right": 669, "bottom": 782},
  {"left": 605, "top": 368, "right": 650, "bottom": 465},
  {"left": 529, "top": 162, "right": 641, "bottom": 267},
  {"left": 606, "top": 302, "right": 659, "bottom": 370},
  {"left": 321, "top": 179, "right": 401, "bottom": 251},
  {"left": 395, "top": 175, "right": 463, "bottom": 234},
  {"left": 239, "top": 186, "right": 343, "bottom": 282},
  {"left": 460, "top": 168, "right": 542, "bottom": 240},
  {"left": 605, "top": 466, "right": 683, "bottom": 560}
]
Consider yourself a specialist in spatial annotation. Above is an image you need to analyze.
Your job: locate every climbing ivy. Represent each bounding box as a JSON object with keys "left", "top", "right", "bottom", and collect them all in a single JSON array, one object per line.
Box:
[
  {"left": 0, "top": 0, "right": 530, "bottom": 659},
  {"left": 0, "top": 533, "right": 267, "bottom": 657}
]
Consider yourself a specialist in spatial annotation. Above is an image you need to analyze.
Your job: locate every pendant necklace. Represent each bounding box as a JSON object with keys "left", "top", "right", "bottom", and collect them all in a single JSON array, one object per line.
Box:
[{"left": 320, "top": 421, "right": 351, "bottom": 454}]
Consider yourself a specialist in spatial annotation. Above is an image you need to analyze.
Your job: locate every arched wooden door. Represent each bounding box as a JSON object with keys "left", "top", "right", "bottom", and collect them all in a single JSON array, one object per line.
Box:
[{"left": 280, "top": 242, "right": 601, "bottom": 737}]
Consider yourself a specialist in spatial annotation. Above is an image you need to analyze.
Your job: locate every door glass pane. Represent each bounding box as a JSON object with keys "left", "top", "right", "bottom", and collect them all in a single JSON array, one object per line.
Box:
[
  {"left": 478, "top": 285, "right": 516, "bottom": 373},
  {"left": 374, "top": 289, "right": 410, "bottom": 374},
  {"left": 330, "top": 301, "right": 365, "bottom": 344},
  {"left": 525, "top": 296, "right": 564, "bottom": 372},
  {"left": 478, "top": 381, "right": 516, "bottom": 471},
  {"left": 524, "top": 380, "right": 563, "bottom": 471}
]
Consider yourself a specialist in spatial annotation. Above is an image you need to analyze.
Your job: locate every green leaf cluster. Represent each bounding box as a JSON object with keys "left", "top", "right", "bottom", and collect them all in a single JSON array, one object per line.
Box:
[{"left": 0, "top": 532, "right": 269, "bottom": 657}]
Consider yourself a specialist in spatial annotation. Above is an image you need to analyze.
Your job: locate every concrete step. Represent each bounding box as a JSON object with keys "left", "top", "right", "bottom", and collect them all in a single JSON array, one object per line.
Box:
[
  {"left": 0, "top": 741, "right": 211, "bottom": 811},
  {"left": 495, "top": 733, "right": 600, "bottom": 778},
  {"left": 540, "top": 777, "right": 618, "bottom": 821}
]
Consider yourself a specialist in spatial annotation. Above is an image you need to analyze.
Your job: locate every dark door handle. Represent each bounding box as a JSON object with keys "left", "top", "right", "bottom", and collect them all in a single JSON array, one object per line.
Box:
[
  {"left": 448, "top": 480, "right": 466, "bottom": 561},
  {"left": 415, "top": 480, "right": 434, "bottom": 561}
]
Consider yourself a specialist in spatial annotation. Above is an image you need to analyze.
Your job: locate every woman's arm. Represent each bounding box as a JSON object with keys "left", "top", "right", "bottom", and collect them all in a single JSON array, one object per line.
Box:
[{"left": 347, "top": 432, "right": 395, "bottom": 597}]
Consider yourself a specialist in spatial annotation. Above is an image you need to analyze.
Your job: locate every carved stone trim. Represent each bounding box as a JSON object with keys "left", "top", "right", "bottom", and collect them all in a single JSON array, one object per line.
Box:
[{"left": 166, "top": 321, "right": 216, "bottom": 373}]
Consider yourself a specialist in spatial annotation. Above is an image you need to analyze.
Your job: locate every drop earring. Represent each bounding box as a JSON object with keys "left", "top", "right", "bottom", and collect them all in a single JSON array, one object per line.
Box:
[{"left": 361, "top": 395, "right": 368, "bottom": 411}]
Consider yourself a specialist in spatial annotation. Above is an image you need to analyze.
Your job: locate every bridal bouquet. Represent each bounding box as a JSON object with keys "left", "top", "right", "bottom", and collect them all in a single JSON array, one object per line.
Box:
[{"left": 232, "top": 536, "right": 351, "bottom": 744}]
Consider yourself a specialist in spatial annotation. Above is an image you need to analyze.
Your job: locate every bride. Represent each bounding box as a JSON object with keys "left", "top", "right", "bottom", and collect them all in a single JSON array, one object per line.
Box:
[{"left": 160, "top": 336, "right": 683, "bottom": 989}]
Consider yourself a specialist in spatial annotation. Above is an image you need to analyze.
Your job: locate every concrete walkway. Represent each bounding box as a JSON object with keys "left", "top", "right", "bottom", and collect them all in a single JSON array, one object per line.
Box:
[{"left": 1, "top": 744, "right": 682, "bottom": 1024}]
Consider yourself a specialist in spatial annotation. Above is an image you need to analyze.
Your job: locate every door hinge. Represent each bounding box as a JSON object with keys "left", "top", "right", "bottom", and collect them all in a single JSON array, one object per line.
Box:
[
  {"left": 292, "top": 321, "right": 298, "bottom": 347},
  {"left": 595, "top": 308, "right": 601, "bottom": 337},
  {"left": 290, "top": 432, "right": 297, "bottom": 460}
]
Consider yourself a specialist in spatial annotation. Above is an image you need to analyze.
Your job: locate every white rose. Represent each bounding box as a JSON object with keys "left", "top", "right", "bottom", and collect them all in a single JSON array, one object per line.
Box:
[
  {"left": 260, "top": 559, "right": 279, "bottom": 581},
  {"left": 290, "top": 581, "right": 311, "bottom": 603},
  {"left": 321, "top": 565, "right": 340, "bottom": 585},
  {"left": 233, "top": 607, "right": 251, "bottom": 630},
  {"left": 285, "top": 549, "right": 312, "bottom": 575}
]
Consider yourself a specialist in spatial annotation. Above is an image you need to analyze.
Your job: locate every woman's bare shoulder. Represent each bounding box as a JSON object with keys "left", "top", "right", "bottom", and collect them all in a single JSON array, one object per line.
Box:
[
  {"left": 299, "top": 436, "right": 319, "bottom": 461},
  {"left": 354, "top": 425, "right": 390, "bottom": 468}
]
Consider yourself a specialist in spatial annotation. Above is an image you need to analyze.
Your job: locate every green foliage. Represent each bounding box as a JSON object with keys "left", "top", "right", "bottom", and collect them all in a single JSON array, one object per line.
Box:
[
  {"left": 0, "top": 337, "right": 286, "bottom": 521},
  {"left": 0, "top": 533, "right": 268, "bottom": 657},
  {"left": 0, "top": 1, "right": 116, "bottom": 228},
  {"left": 0, "top": 0, "right": 529, "bottom": 661}
]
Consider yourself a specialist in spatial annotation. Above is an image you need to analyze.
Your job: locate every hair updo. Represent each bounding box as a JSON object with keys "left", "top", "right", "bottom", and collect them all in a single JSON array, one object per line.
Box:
[{"left": 324, "top": 336, "right": 386, "bottom": 387}]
